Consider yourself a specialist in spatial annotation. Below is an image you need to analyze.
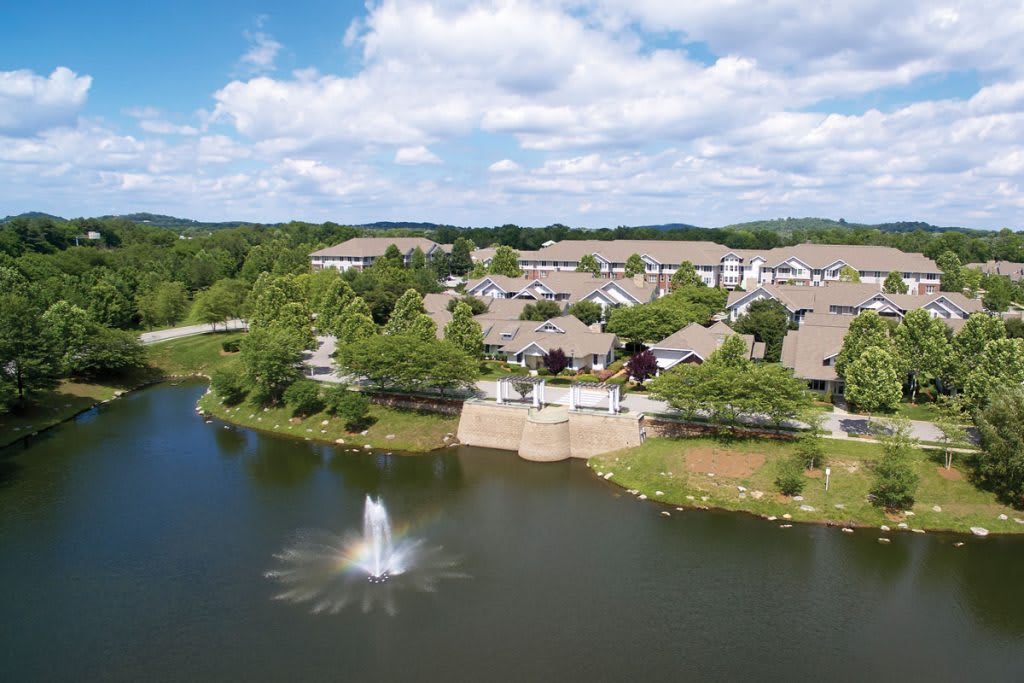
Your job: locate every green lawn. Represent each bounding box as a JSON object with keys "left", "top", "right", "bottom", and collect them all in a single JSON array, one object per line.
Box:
[
  {"left": 146, "top": 331, "right": 246, "bottom": 377},
  {"left": 477, "top": 361, "right": 529, "bottom": 381},
  {"left": 590, "top": 436, "right": 1022, "bottom": 534},
  {"left": 199, "top": 391, "right": 458, "bottom": 452},
  {"left": 0, "top": 381, "right": 122, "bottom": 448}
]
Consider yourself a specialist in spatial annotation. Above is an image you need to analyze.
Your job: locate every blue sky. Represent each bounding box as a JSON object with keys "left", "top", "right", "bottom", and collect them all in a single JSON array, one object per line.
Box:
[{"left": 1, "top": 1, "right": 1022, "bottom": 229}]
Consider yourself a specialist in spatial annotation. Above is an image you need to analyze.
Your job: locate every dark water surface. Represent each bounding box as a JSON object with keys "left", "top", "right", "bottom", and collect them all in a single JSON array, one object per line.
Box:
[{"left": 1, "top": 382, "right": 1022, "bottom": 682}]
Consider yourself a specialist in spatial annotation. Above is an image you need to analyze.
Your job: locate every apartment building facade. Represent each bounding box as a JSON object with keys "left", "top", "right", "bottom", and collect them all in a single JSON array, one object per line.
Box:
[
  {"left": 515, "top": 240, "right": 942, "bottom": 295},
  {"left": 310, "top": 237, "right": 448, "bottom": 272}
]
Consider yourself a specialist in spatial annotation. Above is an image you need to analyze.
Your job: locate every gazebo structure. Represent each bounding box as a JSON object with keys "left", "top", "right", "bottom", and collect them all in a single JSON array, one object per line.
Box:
[{"left": 568, "top": 381, "right": 621, "bottom": 414}]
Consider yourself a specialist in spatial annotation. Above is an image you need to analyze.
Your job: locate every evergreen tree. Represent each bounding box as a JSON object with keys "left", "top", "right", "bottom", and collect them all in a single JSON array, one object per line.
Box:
[
  {"left": 731, "top": 298, "right": 792, "bottom": 362},
  {"left": 444, "top": 301, "right": 484, "bottom": 358},
  {"left": 937, "top": 250, "right": 964, "bottom": 293},
  {"left": 882, "top": 271, "right": 909, "bottom": 294},
  {"left": 624, "top": 253, "right": 645, "bottom": 278},
  {"left": 870, "top": 417, "right": 920, "bottom": 510},
  {"left": 449, "top": 237, "right": 475, "bottom": 276}
]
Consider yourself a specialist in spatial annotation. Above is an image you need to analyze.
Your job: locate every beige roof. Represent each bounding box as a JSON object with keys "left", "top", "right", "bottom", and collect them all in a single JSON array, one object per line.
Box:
[
  {"left": 310, "top": 237, "right": 442, "bottom": 258},
  {"left": 422, "top": 293, "right": 455, "bottom": 338},
  {"left": 476, "top": 297, "right": 536, "bottom": 320},
  {"left": 800, "top": 313, "right": 856, "bottom": 328},
  {"left": 650, "top": 322, "right": 760, "bottom": 361},
  {"left": 780, "top": 322, "right": 850, "bottom": 382},
  {"left": 517, "top": 239, "right": 940, "bottom": 273},
  {"left": 471, "top": 247, "right": 497, "bottom": 263},
  {"left": 481, "top": 315, "right": 617, "bottom": 358},
  {"left": 466, "top": 271, "right": 652, "bottom": 304},
  {"left": 728, "top": 283, "right": 982, "bottom": 317},
  {"left": 967, "top": 260, "right": 1024, "bottom": 282}
]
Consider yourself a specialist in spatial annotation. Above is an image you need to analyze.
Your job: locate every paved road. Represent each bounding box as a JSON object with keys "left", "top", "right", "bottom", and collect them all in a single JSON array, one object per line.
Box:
[
  {"left": 302, "top": 336, "right": 946, "bottom": 440},
  {"left": 139, "top": 319, "right": 246, "bottom": 344}
]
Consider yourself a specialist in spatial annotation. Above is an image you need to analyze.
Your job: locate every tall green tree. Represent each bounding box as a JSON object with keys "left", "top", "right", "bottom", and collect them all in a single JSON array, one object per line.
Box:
[
  {"left": 88, "top": 278, "right": 134, "bottom": 328},
  {"left": 381, "top": 244, "right": 404, "bottom": 269},
  {"left": 934, "top": 400, "right": 969, "bottom": 470},
  {"left": 893, "top": 309, "right": 950, "bottom": 402},
  {"left": 316, "top": 277, "right": 356, "bottom": 335},
  {"left": 948, "top": 314, "right": 1006, "bottom": 391},
  {"left": 576, "top": 254, "right": 601, "bottom": 277},
  {"left": 335, "top": 297, "right": 378, "bottom": 347},
  {"left": 973, "top": 386, "right": 1024, "bottom": 507},
  {"left": 409, "top": 246, "right": 427, "bottom": 270},
  {"left": 624, "top": 253, "right": 645, "bottom": 278},
  {"left": 337, "top": 334, "right": 479, "bottom": 396},
  {"left": 383, "top": 288, "right": 437, "bottom": 341},
  {"left": 844, "top": 347, "right": 902, "bottom": 416},
  {"left": 136, "top": 281, "right": 189, "bottom": 329},
  {"left": 192, "top": 278, "right": 248, "bottom": 330},
  {"left": 962, "top": 338, "right": 1024, "bottom": 411},
  {"left": 41, "top": 301, "right": 91, "bottom": 375},
  {"left": 444, "top": 301, "right": 484, "bottom": 358},
  {"left": 240, "top": 325, "right": 305, "bottom": 404},
  {"left": 488, "top": 245, "right": 522, "bottom": 277},
  {"left": 882, "top": 271, "right": 909, "bottom": 294},
  {"left": 449, "top": 237, "right": 475, "bottom": 276},
  {"left": 731, "top": 298, "right": 792, "bottom": 362},
  {"left": 835, "top": 311, "right": 892, "bottom": 379},
  {"left": 937, "top": 250, "right": 964, "bottom": 293},
  {"left": 670, "top": 261, "right": 704, "bottom": 289},
  {"left": 982, "top": 273, "right": 1013, "bottom": 312},
  {"left": 710, "top": 334, "right": 752, "bottom": 369},
  {"left": 0, "top": 291, "right": 60, "bottom": 403}
]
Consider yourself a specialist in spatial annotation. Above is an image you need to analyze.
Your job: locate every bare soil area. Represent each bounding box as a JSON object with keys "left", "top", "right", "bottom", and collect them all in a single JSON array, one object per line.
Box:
[{"left": 684, "top": 447, "right": 764, "bottom": 478}]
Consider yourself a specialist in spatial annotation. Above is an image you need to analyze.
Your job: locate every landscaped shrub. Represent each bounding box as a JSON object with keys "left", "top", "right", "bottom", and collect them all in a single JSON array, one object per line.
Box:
[
  {"left": 283, "top": 380, "right": 324, "bottom": 417},
  {"left": 774, "top": 456, "right": 806, "bottom": 496},
  {"left": 221, "top": 339, "right": 241, "bottom": 353},
  {"left": 323, "top": 386, "right": 371, "bottom": 431},
  {"left": 210, "top": 365, "right": 247, "bottom": 405}
]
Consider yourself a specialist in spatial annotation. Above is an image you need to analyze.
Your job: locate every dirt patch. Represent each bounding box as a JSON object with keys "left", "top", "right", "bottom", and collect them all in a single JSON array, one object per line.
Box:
[
  {"left": 684, "top": 447, "right": 764, "bottom": 478},
  {"left": 806, "top": 468, "right": 823, "bottom": 479},
  {"left": 936, "top": 466, "right": 963, "bottom": 481}
]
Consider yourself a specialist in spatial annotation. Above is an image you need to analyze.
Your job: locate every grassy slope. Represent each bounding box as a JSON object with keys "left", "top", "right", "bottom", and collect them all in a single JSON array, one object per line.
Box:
[
  {"left": 590, "top": 436, "right": 1022, "bottom": 535},
  {"left": 146, "top": 331, "right": 246, "bottom": 377},
  {"left": 198, "top": 392, "right": 458, "bottom": 452}
]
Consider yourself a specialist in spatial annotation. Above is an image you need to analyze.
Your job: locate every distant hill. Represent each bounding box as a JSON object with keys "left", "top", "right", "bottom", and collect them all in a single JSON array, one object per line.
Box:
[
  {"left": 98, "top": 213, "right": 256, "bottom": 230},
  {"left": 630, "top": 222, "right": 702, "bottom": 231},
  {"left": 357, "top": 221, "right": 448, "bottom": 231},
  {"left": 717, "top": 217, "right": 987, "bottom": 234},
  {"left": 0, "top": 211, "right": 67, "bottom": 224}
]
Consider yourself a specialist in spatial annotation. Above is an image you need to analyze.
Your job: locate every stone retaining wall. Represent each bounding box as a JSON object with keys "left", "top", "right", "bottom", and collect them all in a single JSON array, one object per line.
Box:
[
  {"left": 569, "top": 411, "right": 644, "bottom": 458},
  {"left": 457, "top": 401, "right": 529, "bottom": 450},
  {"left": 643, "top": 416, "right": 796, "bottom": 441},
  {"left": 368, "top": 391, "right": 465, "bottom": 416}
]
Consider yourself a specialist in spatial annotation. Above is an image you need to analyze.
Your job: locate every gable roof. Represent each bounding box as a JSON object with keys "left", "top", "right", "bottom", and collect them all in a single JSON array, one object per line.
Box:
[
  {"left": 465, "top": 271, "right": 651, "bottom": 304},
  {"left": 481, "top": 315, "right": 617, "bottom": 357},
  {"left": 780, "top": 318, "right": 851, "bottom": 382},
  {"left": 310, "top": 237, "right": 443, "bottom": 258},
  {"left": 650, "top": 322, "right": 762, "bottom": 361}
]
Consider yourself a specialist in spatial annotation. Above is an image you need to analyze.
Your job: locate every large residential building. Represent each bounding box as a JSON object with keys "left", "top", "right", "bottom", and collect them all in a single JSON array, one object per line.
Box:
[
  {"left": 310, "top": 237, "right": 448, "bottom": 271},
  {"left": 648, "top": 321, "right": 764, "bottom": 372},
  {"left": 726, "top": 282, "right": 982, "bottom": 323},
  {"left": 515, "top": 240, "right": 942, "bottom": 294},
  {"left": 967, "top": 260, "right": 1024, "bottom": 282},
  {"left": 780, "top": 314, "right": 852, "bottom": 395},
  {"left": 464, "top": 271, "right": 656, "bottom": 309}
]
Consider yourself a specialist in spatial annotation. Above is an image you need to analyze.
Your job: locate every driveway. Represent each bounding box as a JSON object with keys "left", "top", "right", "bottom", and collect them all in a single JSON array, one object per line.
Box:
[{"left": 139, "top": 319, "right": 246, "bottom": 344}]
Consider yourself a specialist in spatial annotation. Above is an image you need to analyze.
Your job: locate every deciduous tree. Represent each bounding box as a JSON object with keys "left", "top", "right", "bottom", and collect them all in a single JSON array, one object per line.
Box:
[
  {"left": 839, "top": 265, "right": 861, "bottom": 283},
  {"left": 519, "top": 300, "right": 562, "bottom": 321},
  {"left": 576, "top": 254, "right": 601, "bottom": 277},
  {"left": 893, "top": 309, "right": 950, "bottom": 402},
  {"left": 543, "top": 348, "right": 569, "bottom": 375},
  {"left": 625, "top": 349, "right": 658, "bottom": 386},
  {"left": 444, "top": 301, "right": 485, "bottom": 358},
  {"left": 973, "top": 386, "right": 1024, "bottom": 507},
  {"left": 731, "top": 298, "right": 792, "bottom": 362},
  {"left": 567, "top": 300, "right": 603, "bottom": 326},
  {"left": 624, "top": 253, "right": 645, "bottom": 278},
  {"left": 488, "top": 245, "right": 522, "bottom": 277},
  {"left": 869, "top": 417, "right": 920, "bottom": 510},
  {"left": 383, "top": 288, "right": 437, "bottom": 341},
  {"left": 835, "top": 311, "right": 891, "bottom": 379},
  {"left": 937, "top": 250, "right": 964, "bottom": 293},
  {"left": 883, "top": 271, "right": 909, "bottom": 294},
  {"left": 670, "top": 261, "right": 704, "bottom": 289},
  {"left": 844, "top": 347, "right": 902, "bottom": 416},
  {"left": 240, "top": 325, "right": 305, "bottom": 405}
]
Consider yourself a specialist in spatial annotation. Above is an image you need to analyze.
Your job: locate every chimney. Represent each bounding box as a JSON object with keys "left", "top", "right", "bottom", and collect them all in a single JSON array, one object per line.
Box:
[{"left": 633, "top": 273, "right": 645, "bottom": 289}]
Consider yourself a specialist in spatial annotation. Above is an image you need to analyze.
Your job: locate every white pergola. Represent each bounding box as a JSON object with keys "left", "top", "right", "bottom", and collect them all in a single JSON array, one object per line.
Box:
[
  {"left": 495, "top": 376, "right": 547, "bottom": 407},
  {"left": 568, "top": 381, "right": 621, "bottom": 414}
]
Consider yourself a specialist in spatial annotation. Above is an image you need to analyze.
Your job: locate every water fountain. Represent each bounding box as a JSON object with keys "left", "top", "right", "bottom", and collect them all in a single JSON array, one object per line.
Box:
[{"left": 267, "top": 496, "right": 463, "bottom": 614}]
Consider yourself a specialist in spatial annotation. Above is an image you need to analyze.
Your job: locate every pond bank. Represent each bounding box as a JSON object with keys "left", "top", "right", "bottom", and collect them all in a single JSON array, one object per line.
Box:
[{"left": 589, "top": 436, "right": 1024, "bottom": 536}]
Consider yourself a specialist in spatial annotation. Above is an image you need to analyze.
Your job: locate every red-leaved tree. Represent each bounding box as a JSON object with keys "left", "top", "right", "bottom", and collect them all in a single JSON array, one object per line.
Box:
[
  {"left": 543, "top": 348, "right": 570, "bottom": 375},
  {"left": 626, "top": 349, "right": 659, "bottom": 386}
]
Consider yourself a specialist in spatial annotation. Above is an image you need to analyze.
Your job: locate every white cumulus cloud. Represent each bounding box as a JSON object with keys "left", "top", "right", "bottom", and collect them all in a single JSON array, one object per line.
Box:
[
  {"left": 0, "top": 67, "right": 91, "bottom": 135},
  {"left": 394, "top": 145, "right": 441, "bottom": 165}
]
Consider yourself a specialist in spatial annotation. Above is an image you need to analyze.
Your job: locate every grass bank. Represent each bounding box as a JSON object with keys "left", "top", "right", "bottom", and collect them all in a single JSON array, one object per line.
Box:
[
  {"left": 146, "top": 331, "right": 245, "bottom": 377},
  {"left": 590, "top": 436, "right": 1023, "bottom": 535},
  {"left": 198, "top": 391, "right": 459, "bottom": 452}
]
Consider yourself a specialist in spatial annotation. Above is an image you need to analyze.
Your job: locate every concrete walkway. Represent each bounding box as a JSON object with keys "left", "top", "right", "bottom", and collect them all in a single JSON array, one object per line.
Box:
[{"left": 139, "top": 319, "right": 246, "bottom": 345}]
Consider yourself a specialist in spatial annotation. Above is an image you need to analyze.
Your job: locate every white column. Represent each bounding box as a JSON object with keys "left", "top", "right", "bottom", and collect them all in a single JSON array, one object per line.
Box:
[
  {"left": 539, "top": 381, "right": 546, "bottom": 406},
  {"left": 569, "top": 385, "right": 577, "bottom": 411},
  {"left": 496, "top": 380, "right": 503, "bottom": 404},
  {"left": 532, "top": 386, "right": 540, "bottom": 408},
  {"left": 608, "top": 386, "right": 615, "bottom": 414}
]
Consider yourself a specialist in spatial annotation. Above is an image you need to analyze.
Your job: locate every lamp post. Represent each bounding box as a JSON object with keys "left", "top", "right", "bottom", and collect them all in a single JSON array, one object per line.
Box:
[{"left": 825, "top": 467, "right": 831, "bottom": 492}]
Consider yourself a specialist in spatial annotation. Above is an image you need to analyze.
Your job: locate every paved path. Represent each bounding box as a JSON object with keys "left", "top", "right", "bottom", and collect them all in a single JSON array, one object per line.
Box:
[{"left": 139, "top": 319, "right": 246, "bottom": 344}]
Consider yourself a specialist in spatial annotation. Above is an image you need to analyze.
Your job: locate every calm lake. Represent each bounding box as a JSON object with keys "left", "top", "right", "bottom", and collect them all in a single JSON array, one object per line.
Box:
[{"left": 1, "top": 382, "right": 1022, "bottom": 681}]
